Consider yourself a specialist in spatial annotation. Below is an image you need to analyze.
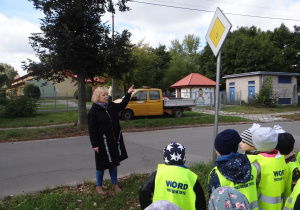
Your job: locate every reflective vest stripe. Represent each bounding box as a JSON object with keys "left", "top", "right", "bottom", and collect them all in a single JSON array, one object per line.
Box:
[
  {"left": 250, "top": 200, "right": 259, "bottom": 209},
  {"left": 284, "top": 180, "right": 300, "bottom": 209},
  {"left": 283, "top": 197, "right": 293, "bottom": 210},
  {"left": 258, "top": 192, "right": 284, "bottom": 204}
]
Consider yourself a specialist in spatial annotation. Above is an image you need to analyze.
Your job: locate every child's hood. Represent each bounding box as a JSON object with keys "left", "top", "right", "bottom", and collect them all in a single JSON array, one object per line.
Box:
[{"left": 216, "top": 153, "right": 252, "bottom": 184}]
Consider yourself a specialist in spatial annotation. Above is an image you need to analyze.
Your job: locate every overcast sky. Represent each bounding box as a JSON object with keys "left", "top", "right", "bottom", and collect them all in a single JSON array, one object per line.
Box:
[{"left": 1, "top": 0, "right": 300, "bottom": 76}]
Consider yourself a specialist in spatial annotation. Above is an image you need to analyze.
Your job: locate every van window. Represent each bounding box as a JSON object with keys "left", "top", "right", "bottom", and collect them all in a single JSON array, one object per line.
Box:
[
  {"left": 150, "top": 90, "right": 160, "bottom": 100},
  {"left": 134, "top": 91, "right": 147, "bottom": 100}
]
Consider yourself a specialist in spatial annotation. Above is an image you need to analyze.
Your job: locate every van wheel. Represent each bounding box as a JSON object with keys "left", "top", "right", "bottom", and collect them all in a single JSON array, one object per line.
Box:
[
  {"left": 122, "top": 110, "right": 133, "bottom": 120},
  {"left": 173, "top": 108, "right": 183, "bottom": 118}
]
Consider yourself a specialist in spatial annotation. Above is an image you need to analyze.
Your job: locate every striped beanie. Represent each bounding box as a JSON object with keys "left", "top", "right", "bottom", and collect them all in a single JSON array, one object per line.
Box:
[{"left": 240, "top": 129, "right": 255, "bottom": 148}]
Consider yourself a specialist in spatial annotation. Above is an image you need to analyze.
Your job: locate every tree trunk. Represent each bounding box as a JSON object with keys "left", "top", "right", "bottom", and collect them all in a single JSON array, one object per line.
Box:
[{"left": 77, "top": 72, "right": 87, "bottom": 126}]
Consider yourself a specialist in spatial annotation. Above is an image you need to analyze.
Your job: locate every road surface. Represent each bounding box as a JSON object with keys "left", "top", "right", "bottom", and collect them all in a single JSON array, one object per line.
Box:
[{"left": 1, "top": 121, "right": 300, "bottom": 198}]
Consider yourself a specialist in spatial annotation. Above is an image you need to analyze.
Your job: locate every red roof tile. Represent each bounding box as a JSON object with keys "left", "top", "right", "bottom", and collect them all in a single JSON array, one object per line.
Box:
[{"left": 170, "top": 73, "right": 216, "bottom": 88}]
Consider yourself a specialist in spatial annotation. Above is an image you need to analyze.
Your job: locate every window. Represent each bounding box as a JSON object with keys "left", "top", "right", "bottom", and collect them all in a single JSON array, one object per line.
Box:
[
  {"left": 134, "top": 91, "right": 147, "bottom": 100},
  {"left": 149, "top": 90, "right": 160, "bottom": 100},
  {"left": 248, "top": 81, "right": 255, "bottom": 85},
  {"left": 278, "top": 98, "right": 291, "bottom": 104},
  {"left": 278, "top": 76, "right": 291, "bottom": 84},
  {"left": 229, "top": 82, "right": 235, "bottom": 86}
]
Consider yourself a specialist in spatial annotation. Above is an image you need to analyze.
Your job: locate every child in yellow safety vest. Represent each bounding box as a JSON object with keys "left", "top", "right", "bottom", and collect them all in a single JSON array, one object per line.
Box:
[
  {"left": 240, "top": 124, "right": 260, "bottom": 163},
  {"left": 275, "top": 130, "right": 300, "bottom": 200},
  {"left": 250, "top": 125, "right": 289, "bottom": 210},
  {"left": 139, "top": 142, "right": 206, "bottom": 210},
  {"left": 208, "top": 129, "right": 259, "bottom": 210}
]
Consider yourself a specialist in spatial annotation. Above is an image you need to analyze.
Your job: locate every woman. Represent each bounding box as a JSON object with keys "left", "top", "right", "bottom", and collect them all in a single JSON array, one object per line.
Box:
[{"left": 88, "top": 85, "right": 134, "bottom": 194}]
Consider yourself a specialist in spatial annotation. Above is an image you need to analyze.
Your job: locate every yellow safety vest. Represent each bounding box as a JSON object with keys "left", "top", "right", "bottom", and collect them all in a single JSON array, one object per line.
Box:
[
  {"left": 247, "top": 154, "right": 258, "bottom": 163},
  {"left": 210, "top": 165, "right": 259, "bottom": 210},
  {"left": 153, "top": 164, "right": 198, "bottom": 210},
  {"left": 283, "top": 179, "right": 300, "bottom": 210},
  {"left": 285, "top": 161, "right": 300, "bottom": 200},
  {"left": 255, "top": 153, "right": 288, "bottom": 210}
]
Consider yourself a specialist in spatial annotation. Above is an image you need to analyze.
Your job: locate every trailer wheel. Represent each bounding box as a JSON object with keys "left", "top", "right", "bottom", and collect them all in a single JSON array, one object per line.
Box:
[
  {"left": 122, "top": 110, "right": 133, "bottom": 120},
  {"left": 173, "top": 108, "right": 183, "bottom": 118}
]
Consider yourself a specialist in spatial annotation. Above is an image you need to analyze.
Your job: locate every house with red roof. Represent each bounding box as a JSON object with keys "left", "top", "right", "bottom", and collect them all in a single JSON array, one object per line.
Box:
[{"left": 170, "top": 73, "right": 216, "bottom": 105}]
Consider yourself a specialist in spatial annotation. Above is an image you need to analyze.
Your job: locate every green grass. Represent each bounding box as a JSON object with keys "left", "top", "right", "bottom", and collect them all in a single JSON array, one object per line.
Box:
[
  {"left": 120, "top": 111, "right": 250, "bottom": 130},
  {"left": 0, "top": 163, "right": 213, "bottom": 210},
  {"left": 0, "top": 111, "right": 250, "bottom": 142},
  {"left": 0, "top": 111, "right": 78, "bottom": 128}
]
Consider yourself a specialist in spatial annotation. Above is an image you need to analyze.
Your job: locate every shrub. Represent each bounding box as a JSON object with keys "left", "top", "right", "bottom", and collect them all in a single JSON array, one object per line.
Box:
[
  {"left": 4, "top": 96, "right": 38, "bottom": 117},
  {"left": 252, "top": 77, "right": 277, "bottom": 107},
  {"left": 23, "top": 83, "right": 41, "bottom": 99},
  {"left": 0, "top": 89, "right": 7, "bottom": 105}
]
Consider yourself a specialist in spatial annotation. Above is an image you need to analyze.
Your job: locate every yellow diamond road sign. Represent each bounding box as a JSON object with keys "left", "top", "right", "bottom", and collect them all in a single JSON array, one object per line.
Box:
[{"left": 206, "top": 7, "right": 232, "bottom": 57}]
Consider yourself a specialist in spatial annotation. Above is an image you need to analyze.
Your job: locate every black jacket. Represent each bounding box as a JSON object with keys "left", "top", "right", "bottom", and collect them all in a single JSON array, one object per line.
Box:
[
  {"left": 88, "top": 93, "right": 131, "bottom": 170},
  {"left": 139, "top": 167, "right": 206, "bottom": 210}
]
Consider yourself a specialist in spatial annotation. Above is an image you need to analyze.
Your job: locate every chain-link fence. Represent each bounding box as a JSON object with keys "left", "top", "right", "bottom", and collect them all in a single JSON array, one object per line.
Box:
[{"left": 38, "top": 91, "right": 93, "bottom": 112}]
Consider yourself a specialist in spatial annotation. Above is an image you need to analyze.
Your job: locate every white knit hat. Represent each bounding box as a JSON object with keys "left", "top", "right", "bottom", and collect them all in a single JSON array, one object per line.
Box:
[
  {"left": 273, "top": 125, "right": 286, "bottom": 134},
  {"left": 250, "top": 126, "right": 278, "bottom": 152}
]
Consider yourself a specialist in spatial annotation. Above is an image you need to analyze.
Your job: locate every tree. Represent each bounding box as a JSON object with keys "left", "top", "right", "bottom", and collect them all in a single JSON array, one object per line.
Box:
[
  {"left": 23, "top": 83, "right": 41, "bottom": 99},
  {"left": 163, "top": 34, "right": 201, "bottom": 90},
  {"left": 0, "top": 63, "right": 18, "bottom": 88},
  {"left": 121, "top": 42, "right": 170, "bottom": 90},
  {"left": 23, "top": 0, "right": 131, "bottom": 125}
]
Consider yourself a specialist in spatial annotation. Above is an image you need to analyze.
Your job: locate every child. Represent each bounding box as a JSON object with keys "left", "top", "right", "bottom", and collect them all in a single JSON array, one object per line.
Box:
[
  {"left": 240, "top": 123, "right": 260, "bottom": 162},
  {"left": 208, "top": 129, "right": 258, "bottom": 210},
  {"left": 250, "top": 126, "right": 289, "bottom": 210},
  {"left": 139, "top": 142, "right": 206, "bottom": 210},
  {"left": 208, "top": 186, "right": 250, "bottom": 210},
  {"left": 275, "top": 132, "right": 300, "bottom": 199}
]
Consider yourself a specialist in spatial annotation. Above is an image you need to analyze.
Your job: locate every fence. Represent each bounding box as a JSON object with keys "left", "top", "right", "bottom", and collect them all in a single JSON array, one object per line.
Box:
[{"left": 38, "top": 91, "right": 93, "bottom": 112}]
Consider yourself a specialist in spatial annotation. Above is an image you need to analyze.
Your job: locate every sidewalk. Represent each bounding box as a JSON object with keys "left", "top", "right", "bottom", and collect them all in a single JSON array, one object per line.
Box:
[{"left": 193, "top": 108, "right": 300, "bottom": 122}]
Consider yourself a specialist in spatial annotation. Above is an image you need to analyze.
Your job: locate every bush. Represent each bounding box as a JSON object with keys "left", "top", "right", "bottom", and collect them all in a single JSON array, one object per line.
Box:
[
  {"left": 74, "top": 85, "right": 93, "bottom": 102},
  {"left": 23, "top": 83, "right": 41, "bottom": 99},
  {"left": 251, "top": 77, "right": 277, "bottom": 107},
  {"left": 0, "top": 89, "right": 7, "bottom": 105},
  {"left": 3, "top": 96, "right": 38, "bottom": 117}
]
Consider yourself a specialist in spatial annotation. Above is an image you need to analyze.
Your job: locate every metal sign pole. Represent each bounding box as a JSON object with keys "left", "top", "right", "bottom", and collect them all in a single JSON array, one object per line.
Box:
[{"left": 213, "top": 50, "right": 221, "bottom": 165}]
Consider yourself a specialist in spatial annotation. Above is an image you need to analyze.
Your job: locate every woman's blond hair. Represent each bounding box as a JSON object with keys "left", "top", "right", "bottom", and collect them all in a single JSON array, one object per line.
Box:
[{"left": 91, "top": 86, "right": 108, "bottom": 103}]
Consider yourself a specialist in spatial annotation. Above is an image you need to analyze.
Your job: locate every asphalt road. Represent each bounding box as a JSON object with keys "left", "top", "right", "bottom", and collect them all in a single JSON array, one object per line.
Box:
[{"left": 1, "top": 121, "right": 300, "bottom": 198}]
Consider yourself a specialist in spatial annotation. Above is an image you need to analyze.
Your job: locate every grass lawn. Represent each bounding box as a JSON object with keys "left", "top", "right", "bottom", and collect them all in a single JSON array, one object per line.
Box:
[
  {"left": 0, "top": 111, "right": 250, "bottom": 142},
  {"left": 0, "top": 163, "right": 213, "bottom": 210}
]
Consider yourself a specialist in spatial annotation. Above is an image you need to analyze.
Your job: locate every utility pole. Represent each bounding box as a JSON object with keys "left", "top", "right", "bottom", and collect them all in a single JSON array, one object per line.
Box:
[{"left": 111, "top": 12, "right": 116, "bottom": 101}]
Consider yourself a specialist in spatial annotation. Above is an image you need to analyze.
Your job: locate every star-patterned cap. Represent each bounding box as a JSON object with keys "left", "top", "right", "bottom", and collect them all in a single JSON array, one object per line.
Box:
[{"left": 163, "top": 142, "right": 186, "bottom": 165}]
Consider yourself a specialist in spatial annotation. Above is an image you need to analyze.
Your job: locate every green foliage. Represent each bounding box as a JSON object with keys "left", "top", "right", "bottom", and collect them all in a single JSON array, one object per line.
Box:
[
  {"left": 74, "top": 85, "right": 92, "bottom": 102},
  {"left": 163, "top": 34, "right": 202, "bottom": 90},
  {"left": 252, "top": 77, "right": 277, "bottom": 106},
  {"left": 23, "top": 83, "right": 41, "bottom": 99},
  {"left": 0, "top": 63, "right": 18, "bottom": 88},
  {"left": 0, "top": 89, "right": 7, "bottom": 105},
  {"left": 3, "top": 96, "right": 38, "bottom": 118},
  {"left": 23, "top": 0, "right": 131, "bottom": 125}
]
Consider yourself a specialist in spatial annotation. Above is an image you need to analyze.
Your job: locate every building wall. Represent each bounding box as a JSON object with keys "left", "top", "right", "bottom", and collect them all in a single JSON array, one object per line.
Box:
[
  {"left": 179, "top": 87, "right": 215, "bottom": 105},
  {"left": 226, "top": 75, "right": 298, "bottom": 104}
]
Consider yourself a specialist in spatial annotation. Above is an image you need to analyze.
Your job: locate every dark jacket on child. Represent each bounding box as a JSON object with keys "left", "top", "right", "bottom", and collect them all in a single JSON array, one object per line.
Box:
[{"left": 208, "top": 152, "right": 253, "bottom": 196}]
